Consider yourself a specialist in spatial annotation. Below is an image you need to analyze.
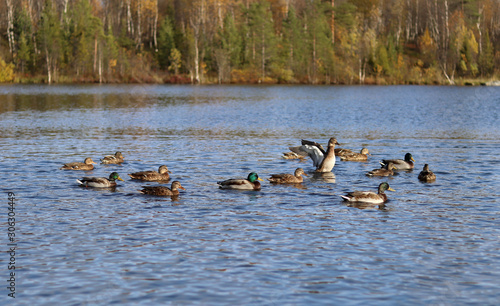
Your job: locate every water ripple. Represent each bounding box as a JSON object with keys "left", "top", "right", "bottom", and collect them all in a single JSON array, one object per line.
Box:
[{"left": 1, "top": 85, "right": 500, "bottom": 304}]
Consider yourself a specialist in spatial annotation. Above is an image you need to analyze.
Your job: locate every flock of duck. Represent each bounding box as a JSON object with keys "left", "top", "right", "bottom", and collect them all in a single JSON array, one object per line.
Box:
[
  {"left": 60, "top": 137, "right": 436, "bottom": 206},
  {"left": 282, "top": 138, "right": 435, "bottom": 205},
  {"left": 61, "top": 152, "right": 185, "bottom": 196}
]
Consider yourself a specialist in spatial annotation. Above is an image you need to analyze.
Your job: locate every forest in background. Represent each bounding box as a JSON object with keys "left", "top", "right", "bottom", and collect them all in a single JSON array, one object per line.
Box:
[{"left": 0, "top": 0, "right": 499, "bottom": 85}]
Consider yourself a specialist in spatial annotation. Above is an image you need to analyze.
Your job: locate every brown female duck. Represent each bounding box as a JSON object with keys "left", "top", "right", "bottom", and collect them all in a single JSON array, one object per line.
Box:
[
  {"left": 268, "top": 168, "right": 307, "bottom": 184},
  {"left": 418, "top": 164, "right": 436, "bottom": 182},
  {"left": 340, "top": 148, "right": 371, "bottom": 161},
  {"left": 139, "top": 181, "right": 186, "bottom": 196},
  {"left": 366, "top": 163, "right": 397, "bottom": 177},
  {"left": 289, "top": 138, "right": 340, "bottom": 172},
  {"left": 100, "top": 152, "right": 124, "bottom": 164},
  {"left": 128, "top": 165, "right": 171, "bottom": 181},
  {"left": 60, "top": 157, "right": 96, "bottom": 170}
]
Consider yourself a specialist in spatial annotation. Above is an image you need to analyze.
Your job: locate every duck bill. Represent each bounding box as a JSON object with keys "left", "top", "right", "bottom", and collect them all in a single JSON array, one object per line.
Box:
[
  {"left": 179, "top": 186, "right": 186, "bottom": 190},
  {"left": 411, "top": 157, "right": 415, "bottom": 162},
  {"left": 258, "top": 178, "right": 264, "bottom": 181},
  {"left": 117, "top": 177, "right": 124, "bottom": 181},
  {"left": 388, "top": 187, "right": 395, "bottom": 192}
]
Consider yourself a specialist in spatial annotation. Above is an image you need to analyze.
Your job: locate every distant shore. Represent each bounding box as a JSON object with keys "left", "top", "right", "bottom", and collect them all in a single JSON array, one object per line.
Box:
[{"left": 9, "top": 74, "right": 500, "bottom": 86}]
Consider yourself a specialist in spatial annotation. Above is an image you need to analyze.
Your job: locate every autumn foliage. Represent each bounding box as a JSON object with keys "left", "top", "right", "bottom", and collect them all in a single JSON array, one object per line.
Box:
[{"left": 0, "top": 0, "right": 498, "bottom": 84}]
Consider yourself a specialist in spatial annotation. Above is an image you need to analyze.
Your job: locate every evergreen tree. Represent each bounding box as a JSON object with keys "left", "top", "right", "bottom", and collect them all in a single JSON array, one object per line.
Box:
[
  {"left": 157, "top": 16, "right": 175, "bottom": 70},
  {"left": 17, "top": 32, "right": 30, "bottom": 74},
  {"left": 38, "top": 0, "right": 63, "bottom": 83},
  {"left": 305, "top": 0, "right": 334, "bottom": 83},
  {"left": 282, "top": 6, "right": 307, "bottom": 80},
  {"left": 376, "top": 44, "right": 390, "bottom": 75},
  {"left": 101, "top": 31, "right": 119, "bottom": 81},
  {"left": 68, "top": 0, "right": 104, "bottom": 77},
  {"left": 221, "top": 14, "right": 242, "bottom": 70},
  {"left": 478, "top": 30, "right": 494, "bottom": 76},
  {"left": 246, "top": 0, "right": 278, "bottom": 81},
  {"left": 13, "top": 7, "right": 34, "bottom": 74},
  {"left": 334, "top": 2, "right": 360, "bottom": 82},
  {"left": 214, "top": 14, "right": 242, "bottom": 83}
]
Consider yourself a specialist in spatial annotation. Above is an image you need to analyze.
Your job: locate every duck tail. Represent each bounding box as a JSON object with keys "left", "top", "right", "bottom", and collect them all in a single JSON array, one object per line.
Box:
[{"left": 340, "top": 195, "right": 350, "bottom": 201}]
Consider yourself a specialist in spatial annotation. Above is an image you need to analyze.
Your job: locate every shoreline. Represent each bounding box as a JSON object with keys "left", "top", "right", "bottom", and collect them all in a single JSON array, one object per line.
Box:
[{"left": 7, "top": 75, "right": 500, "bottom": 86}]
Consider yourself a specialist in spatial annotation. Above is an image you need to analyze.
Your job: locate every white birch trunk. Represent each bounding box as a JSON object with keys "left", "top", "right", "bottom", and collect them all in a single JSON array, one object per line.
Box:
[
  {"left": 261, "top": 26, "right": 265, "bottom": 81},
  {"left": 45, "top": 47, "right": 52, "bottom": 84},
  {"left": 127, "top": 0, "right": 134, "bottom": 35},
  {"left": 6, "top": 0, "right": 15, "bottom": 56},
  {"left": 137, "top": 0, "right": 142, "bottom": 50},
  {"left": 154, "top": 0, "right": 158, "bottom": 51},
  {"left": 99, "top": 45, "right": 102, "bottom": 84}
]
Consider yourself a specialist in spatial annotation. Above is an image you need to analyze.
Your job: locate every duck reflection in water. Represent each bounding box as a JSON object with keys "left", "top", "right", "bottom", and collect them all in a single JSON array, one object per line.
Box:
[
  {"left": 345, "top": 202, "right": 388, "bottom": 210},
  {"left": 311, "top": 172, "right": 336, "bottom": 183}
]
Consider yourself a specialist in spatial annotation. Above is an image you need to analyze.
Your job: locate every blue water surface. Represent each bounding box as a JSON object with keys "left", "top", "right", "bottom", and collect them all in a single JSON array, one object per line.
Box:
[{"left": 0, "top": 84, "right": 499, "bottom": 305}]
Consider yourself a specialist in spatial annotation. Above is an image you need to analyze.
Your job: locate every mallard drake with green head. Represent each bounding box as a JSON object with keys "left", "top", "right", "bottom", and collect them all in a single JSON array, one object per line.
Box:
[
  {"left": 289, "top": 138, "right": 340, "bottom": 172},
  {"left": 418, "top": 164, "right": 436, "bottom": 182},
  {"left": 340, "top": 182, "right": 395, "bottom": 204},
  {"left": 76, "top": 172, "right": 124, "bottom": 188},
  {"left": 60, "top": 157, "right": 97, "bottom": 170},
  {"left": 380, "top": 153, "right": 415, "bottom": 170},
  {"left": 340, "top": 148, "right": 371, "bottom": 161},
  {"left": 139, "top": 181, "right": 186, "bottom": 196},
  {"left": 217, "top": 172, "right": 263, "bottom": 190},
  {"left": 367, "top": 162, "right": 397, "bottom": 177},
  {"left": 268, "top": 168, "right": 307, "bottom": 184},
  {"left": 100, "top": 152, "right": 124, "bottom": 164},
  {"left": 128, "top": 165, "right": 171, "bottom": 181}
]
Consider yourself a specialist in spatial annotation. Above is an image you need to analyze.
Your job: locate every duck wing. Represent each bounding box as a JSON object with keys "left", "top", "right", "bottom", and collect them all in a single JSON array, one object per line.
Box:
[
  {"left": 77, "top": 177, "right": 112, "bottom": 187},
  {"left": 269, "top": 173, "right": 300, "bottom": 184},
  {"left": 61, "top": 162, "right": 86, "bottom": 170},
  {"left": 217, "top": 179, "right": 260, "bottom": 190},
  {"left": 341, "top": 152, "right": 368, "bottom": 161},
  {"left": 101, "top": 155, "right": 123, "bottom": 164},
  {"left": 380, "top": 159, "right": 413, "bottom": 170},
  {"left": 301, "top": 139, "right": 326, "bottom": 154},
  {"left": 288, "top": 146, "right": 309, "bottom": 157},
  {"left": 299, "top": 144, "right": 325, "bottom": 168},
  {"left": 334, "top": 148, "right": 353, "bottom": 157},
  {"left": 139, "top": 186, "right": 174, "bottom": 196},
  {"left": 367, "top": 168, "right": 393, "bottom": 177},
  {"left": 129, "top": 170, "right": 161, "bottom": 181},
  {"left": 341, "top": 191, "right": 384, "bottom": 204}
]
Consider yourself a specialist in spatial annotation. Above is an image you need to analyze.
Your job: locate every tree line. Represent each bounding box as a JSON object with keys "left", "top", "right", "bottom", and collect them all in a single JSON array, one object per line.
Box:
[{"left": 0, "top": 0, "right": 499, "bottom": 84}]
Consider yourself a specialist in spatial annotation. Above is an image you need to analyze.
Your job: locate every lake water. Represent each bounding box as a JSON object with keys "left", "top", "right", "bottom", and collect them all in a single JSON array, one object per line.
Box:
[{"left": 1, "top": 84, "right": 499, "bottom": 304}]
